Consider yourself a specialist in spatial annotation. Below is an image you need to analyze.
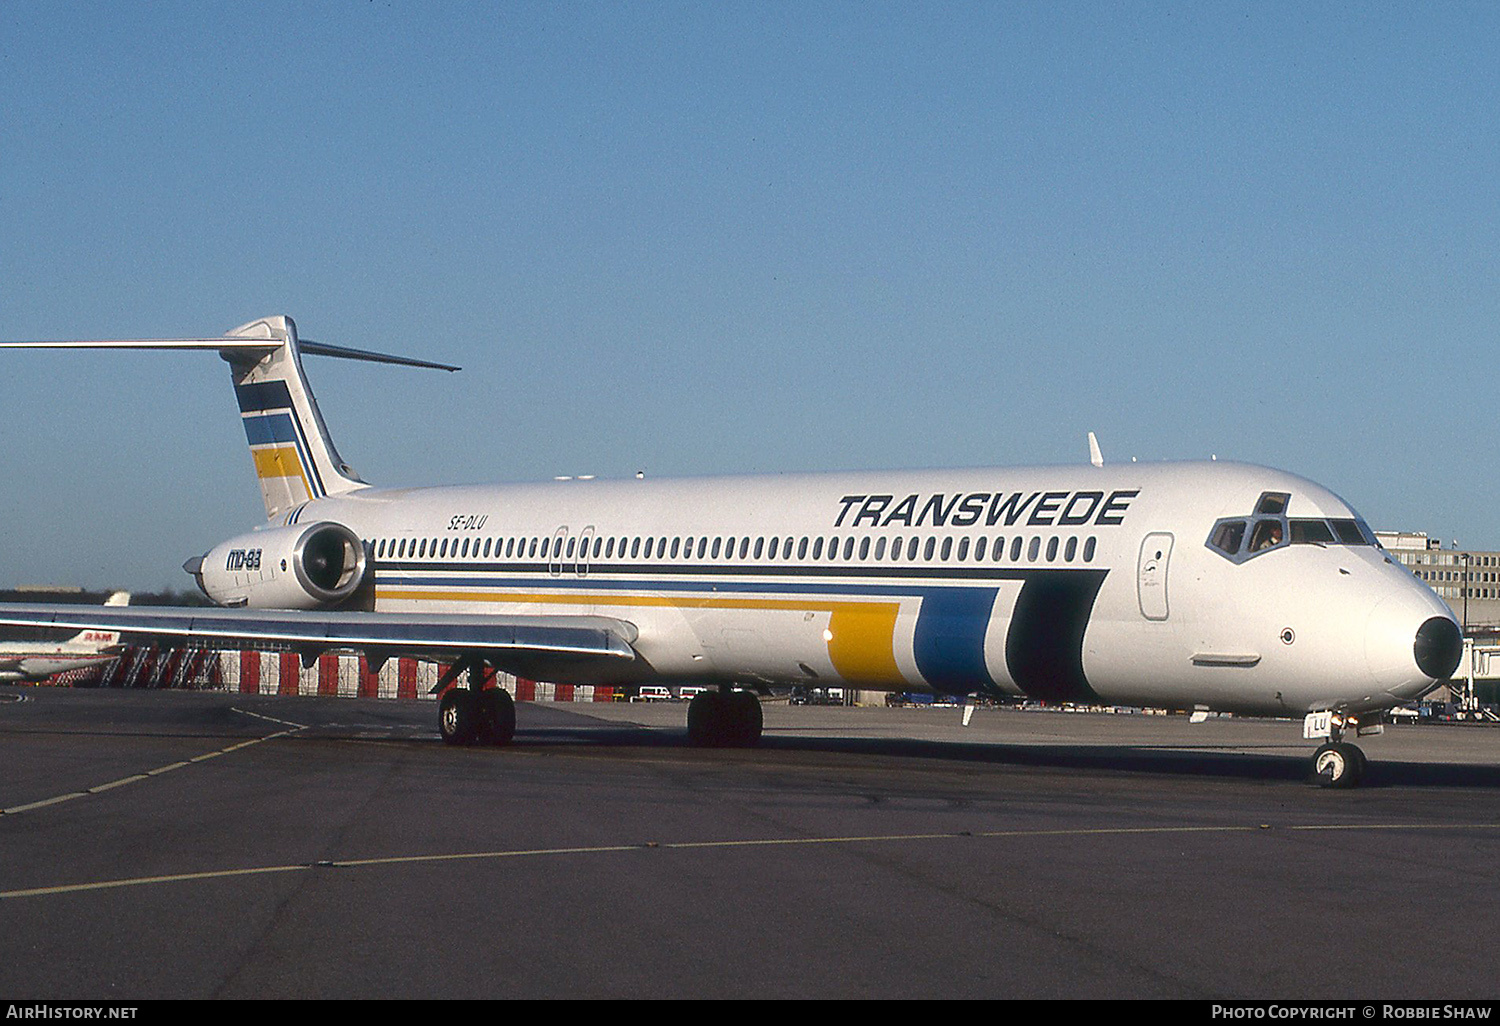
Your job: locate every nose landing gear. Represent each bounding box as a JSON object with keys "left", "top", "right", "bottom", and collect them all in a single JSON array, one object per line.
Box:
[
  {"left": 1311, "top": 740, "right": 1366, "bottom": 788},
  {"left": 1306, "top": 710, "right": 1370, "bottom": 788}
]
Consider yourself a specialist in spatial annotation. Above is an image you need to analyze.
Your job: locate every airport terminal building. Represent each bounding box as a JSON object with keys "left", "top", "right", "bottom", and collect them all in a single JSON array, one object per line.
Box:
[
  {"left": 1377, "top": 531, "right": 1500, "bottom": 709},
  {"left": 1377, "top": 531, "right": 1500, "bottom": 636}
]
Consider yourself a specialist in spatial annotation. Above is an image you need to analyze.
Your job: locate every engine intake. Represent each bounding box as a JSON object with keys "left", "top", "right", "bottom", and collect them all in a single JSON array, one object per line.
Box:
[{"left": 191, "top": 522, "right": 369, "bottom": 609}]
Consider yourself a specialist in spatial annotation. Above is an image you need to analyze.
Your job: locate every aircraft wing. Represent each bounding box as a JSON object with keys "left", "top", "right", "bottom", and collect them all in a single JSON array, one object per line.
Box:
[{"left": 0, "top": 604, "right": 641, "bottom": 685}]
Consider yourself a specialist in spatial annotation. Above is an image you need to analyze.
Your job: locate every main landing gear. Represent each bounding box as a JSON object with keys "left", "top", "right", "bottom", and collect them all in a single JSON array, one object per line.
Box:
[
  {"left": 687, "top": 688, "right": 763, "bottom": 748},
  {"left": 437, "top": 659, "right": 516, "bottom": 747}
]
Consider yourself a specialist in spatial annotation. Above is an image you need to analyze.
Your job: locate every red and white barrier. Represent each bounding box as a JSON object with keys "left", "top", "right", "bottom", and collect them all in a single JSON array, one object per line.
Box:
[{"left": 78, "top": 646, "right": 620, "bottom": 701}]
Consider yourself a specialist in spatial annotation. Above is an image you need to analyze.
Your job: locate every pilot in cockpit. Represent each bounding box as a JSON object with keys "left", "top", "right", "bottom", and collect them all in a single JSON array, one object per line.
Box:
[{"left": 1250, "top": 520, "right": 1283, "bottom": 552}]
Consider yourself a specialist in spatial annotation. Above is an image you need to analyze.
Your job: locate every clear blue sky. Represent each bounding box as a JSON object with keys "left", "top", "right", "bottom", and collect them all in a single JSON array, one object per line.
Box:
[{"left": 2, "top": 2, "right": 1497, "bottom": 590}]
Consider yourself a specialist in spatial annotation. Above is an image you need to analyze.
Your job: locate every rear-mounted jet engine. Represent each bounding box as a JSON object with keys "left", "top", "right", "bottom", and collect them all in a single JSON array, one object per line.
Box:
[{"left": 186, "top": 522, "right": 368, "bottom": 609}]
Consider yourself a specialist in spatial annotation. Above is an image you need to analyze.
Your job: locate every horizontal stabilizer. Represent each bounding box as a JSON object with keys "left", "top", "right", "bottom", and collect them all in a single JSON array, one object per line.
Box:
[
  {"left": 1, "top": 337, "right": 459, "bottom": 371},
  {"left": 299, "top": 339, "right": 460, "bottom": 372}
]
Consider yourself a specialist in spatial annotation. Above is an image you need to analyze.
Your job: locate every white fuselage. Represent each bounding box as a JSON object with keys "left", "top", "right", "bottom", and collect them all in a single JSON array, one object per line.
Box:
[{"left": 203, "top": 460, "right": 1456, "bottom": 718}]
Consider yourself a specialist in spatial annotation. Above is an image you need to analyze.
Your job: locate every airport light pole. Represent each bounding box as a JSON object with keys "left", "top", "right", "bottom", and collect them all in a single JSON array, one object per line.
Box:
[
  {"left": 1461, "top": 551, "right": 1470, "bottom": 636},
  {"left": 1459, "top": 550, "right": 1474, "bottom": 712}
]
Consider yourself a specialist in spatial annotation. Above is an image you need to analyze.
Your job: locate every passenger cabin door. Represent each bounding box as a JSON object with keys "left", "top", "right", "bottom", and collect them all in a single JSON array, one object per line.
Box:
[
  {"left": 577, "top": 526, "right": 595, "bottom": 577},
  {"left": 1137, "top": 533, "right": 1174, "bottom": 621}
]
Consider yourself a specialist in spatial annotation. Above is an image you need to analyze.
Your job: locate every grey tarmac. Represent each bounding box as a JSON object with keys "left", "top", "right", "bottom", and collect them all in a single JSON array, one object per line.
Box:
[{"left": 1, "top": 686, "right": 1497, "bottom": 999}]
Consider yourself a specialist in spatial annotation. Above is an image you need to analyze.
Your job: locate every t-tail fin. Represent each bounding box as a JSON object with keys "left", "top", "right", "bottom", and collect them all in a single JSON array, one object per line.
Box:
[
  {"left": 227, "top": 315, "right": 364, "bottom": 517},
  {"left": 1, "top": 316, "right": 458, "bottom": 521}
]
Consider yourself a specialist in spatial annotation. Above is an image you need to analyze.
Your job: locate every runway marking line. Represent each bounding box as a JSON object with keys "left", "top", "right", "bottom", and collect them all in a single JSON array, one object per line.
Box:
[
  {"left": 0, "top": 709, "right": 306, "bottom": 818},
  {"left": 232, "top": 708, "right": 309, "bottom": 730},
  {"left": 2, "top": 821, "right": 1497, "bottom": 901}
]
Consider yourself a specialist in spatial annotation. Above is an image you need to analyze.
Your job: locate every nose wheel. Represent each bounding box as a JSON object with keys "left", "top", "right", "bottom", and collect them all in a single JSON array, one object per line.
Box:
[{"left": 1312, "top": 741, "right": 1366, "bottom": 788}]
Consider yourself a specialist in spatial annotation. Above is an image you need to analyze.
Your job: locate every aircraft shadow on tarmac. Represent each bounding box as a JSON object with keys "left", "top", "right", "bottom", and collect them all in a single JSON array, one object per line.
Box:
[
  {"left": 11, "top": 688, "right": 1495, "bottom": 789},
  {"left": 507, "top": 720, "right": 1500, "bottom": 789},
  {"left": 758, "top": 735, "right": 1500, "bottom": 789}
]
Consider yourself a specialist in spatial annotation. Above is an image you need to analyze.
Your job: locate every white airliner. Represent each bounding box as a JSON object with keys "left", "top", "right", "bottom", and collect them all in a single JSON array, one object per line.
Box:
[
  {"left": 0, "top": 316, "right": 1463, "bottom": 787},
  {"left": 0, "top": 591, "right": 130, "bottom": 682}
]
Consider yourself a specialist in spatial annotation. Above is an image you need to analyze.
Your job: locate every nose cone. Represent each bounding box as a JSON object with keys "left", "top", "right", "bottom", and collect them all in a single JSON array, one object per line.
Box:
[
  {"left": 1414, "top": 616, "right": 1462, "bottom": 680},
  {"left": 1366, "top": 590, "right": 1462, "bottom": 699}
]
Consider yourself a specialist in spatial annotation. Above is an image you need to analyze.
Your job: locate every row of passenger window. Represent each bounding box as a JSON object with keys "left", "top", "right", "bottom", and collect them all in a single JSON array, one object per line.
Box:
[{"left": 369, "top": 532, "right": 1100, "bottom": 565}]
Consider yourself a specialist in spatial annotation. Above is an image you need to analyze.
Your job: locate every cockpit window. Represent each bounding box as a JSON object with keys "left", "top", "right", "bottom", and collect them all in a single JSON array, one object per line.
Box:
[
  {"left": 1290, "top": 519, "right": 1336, "bottom": 545},
  {"left": 1206, "top": 515, "right": 1287, "bottom": 560},
  {"left": 1249, "top": 519, "right": 1285, "bottom": 552},
  {"left": 1209, "top": 488, "right": 1382, "bottom": 563},
  {"left": 1255, "top": 492, "right": 1290, "bottom": 515},
  {"left": 1329, "top": 519, "right": 1373, "bottom": 545},
  {"left": 1210, "top": 519, "right": 1246, "bottom": 556}
]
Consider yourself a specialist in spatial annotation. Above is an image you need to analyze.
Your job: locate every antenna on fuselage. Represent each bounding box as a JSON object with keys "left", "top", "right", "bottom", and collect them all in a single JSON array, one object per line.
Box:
[{"left": 1087, "top": 432, "right": 1104, "bottom": 468}]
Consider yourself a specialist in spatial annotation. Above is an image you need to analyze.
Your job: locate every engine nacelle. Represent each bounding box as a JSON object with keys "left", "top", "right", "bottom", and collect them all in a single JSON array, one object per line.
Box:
[{"left": 189, "top": 522, "right": 369, "bottom": 609}]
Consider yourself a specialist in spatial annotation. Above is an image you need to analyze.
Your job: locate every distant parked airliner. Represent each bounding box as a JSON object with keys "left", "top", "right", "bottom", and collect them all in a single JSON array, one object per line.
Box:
[{"left": 0, "top": 591, "right": 129, "bottom": 682}]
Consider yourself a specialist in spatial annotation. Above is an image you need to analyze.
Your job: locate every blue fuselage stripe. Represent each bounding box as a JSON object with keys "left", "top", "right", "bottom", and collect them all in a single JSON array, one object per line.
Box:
[
  {"left": 373, "top": 569, "right": 1077, "bottom": 598},
  {"left": 913, "top": 588, "right": 999, "bottom": 693}
]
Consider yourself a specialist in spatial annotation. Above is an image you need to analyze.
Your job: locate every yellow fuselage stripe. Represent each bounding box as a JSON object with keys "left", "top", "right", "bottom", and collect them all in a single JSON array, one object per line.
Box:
[{"left": 826, "top": 604, "right": 902, "bottom": 684}]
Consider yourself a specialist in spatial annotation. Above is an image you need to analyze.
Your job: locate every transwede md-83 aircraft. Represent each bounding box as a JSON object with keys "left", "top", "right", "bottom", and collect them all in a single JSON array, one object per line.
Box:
[{"left": 0, "top": 316, "right": 1463, "bottom": 787}]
